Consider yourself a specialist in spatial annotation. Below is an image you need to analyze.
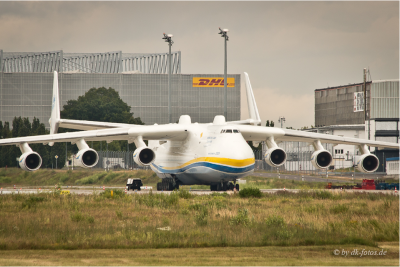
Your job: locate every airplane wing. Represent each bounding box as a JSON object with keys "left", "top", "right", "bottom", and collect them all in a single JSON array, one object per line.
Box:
[
  {"left": 0, "top": 124, "right": 189, "bottom": 146},
  {"left": 236, "top": 125, "right": 399, "bottom": 149},
  {"left": 58, "top": 119, "right": 140, "bottom": 131}
]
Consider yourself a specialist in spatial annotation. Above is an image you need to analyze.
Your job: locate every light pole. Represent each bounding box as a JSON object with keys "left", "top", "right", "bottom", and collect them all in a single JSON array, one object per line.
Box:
[
  {"left": 353, "top": 134, "right": 357, "bottom": 180},
  {"left": 278, "top": 116, "right": 286, "bottom": 128},
  {"left": 162, "top": 33, "right": 174, "bottom": 123},
  {"left": 218, "top": 28, "right": 229, "bottom": 119},
  {"left": 66, "top": 142, "right": 68, "bottom": 170}
]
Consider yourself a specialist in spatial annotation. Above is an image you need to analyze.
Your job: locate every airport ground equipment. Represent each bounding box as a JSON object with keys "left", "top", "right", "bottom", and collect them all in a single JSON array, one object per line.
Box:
[
  {"left": 326, "top": 179, "right": 399, "bottom": 190},
  {"left": 126, "top": 178, "right": 143, "bottom": 191}
]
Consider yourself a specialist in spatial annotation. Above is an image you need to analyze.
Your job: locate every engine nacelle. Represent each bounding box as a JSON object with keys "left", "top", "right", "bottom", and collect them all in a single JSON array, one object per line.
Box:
[
  {"left": 264, "top": 147, "right": 286, "bottom": 167},
  {"left": 311, "top": 150, "right": 332, "bottom": 169},
  {"left": 19, "top": 152, "right": 42, "bottom": 171},
  {"left": 75, "top": 148, "right": 99, "bottom": 168},
  {"left": 357, "top": 154, "right": 379, "bottom": 173},
  {"left": 133, "top": 147, "right": 156, "bottom": 166}
]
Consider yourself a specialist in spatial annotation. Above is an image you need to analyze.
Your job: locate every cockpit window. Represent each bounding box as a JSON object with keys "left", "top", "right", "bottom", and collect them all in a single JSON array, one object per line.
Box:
[
  {"left": 233, "top": 129, "right": 239, "bottom": 133},
  {"left": 225, "top": 129, "right": 232, "bottom": 133}
]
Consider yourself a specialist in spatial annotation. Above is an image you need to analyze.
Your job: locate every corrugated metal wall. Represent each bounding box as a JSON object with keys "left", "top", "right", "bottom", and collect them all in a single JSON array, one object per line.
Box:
[
  {"left": 315, "top": 80, "right": 399, "bottom": 127},
  {"left": 370, "top": 81, "right": 399, "bottom": 119},
  {"left": 0, "top": 73, "right": 240, "bottom": 128},
  {"left": 315, "top": 83, "right": 370, "bottom": 127}
]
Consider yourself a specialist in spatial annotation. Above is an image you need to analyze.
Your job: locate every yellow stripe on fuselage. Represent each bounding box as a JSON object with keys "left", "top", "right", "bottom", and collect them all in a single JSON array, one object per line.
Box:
[{"left": 162, "top": 157, "right": 255, "bottom": 170}]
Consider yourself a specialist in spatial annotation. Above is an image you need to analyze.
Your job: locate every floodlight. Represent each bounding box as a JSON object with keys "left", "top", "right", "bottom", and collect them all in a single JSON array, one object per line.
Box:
[
  {"left": 167, "top": 34, "right": 173, "bottom": 37},
  {"left": 223, "top": 29, "right": 229, "bottom": 32}
]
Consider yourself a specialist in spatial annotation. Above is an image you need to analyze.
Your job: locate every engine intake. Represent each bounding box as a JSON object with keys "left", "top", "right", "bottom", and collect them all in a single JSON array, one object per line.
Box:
[
  {"left": 19, "top": 152, "right": 42, "bottom": 171},
  {"left": 75, "top": 148, "right": 99, "bottom": 168},
  {"left": 264, "top": 147, "right": 286, "bottom": 167},
  {"left": 311, "top": 150, "right": 332, "bottom": 169},
  {"left": 133, "top": 147, "right": 156, "bottom": 166},
  {"left": 357, "top": 154, "right": 379, "bottom": 173}
]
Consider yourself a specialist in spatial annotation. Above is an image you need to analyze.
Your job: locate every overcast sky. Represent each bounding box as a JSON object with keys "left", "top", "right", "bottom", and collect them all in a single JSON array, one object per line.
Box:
[{"left": 0, "top": 1, "right": 398, "bottom": 128}]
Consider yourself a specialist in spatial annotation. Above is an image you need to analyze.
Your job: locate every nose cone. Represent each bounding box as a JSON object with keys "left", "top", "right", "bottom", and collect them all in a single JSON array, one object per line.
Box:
[{"left": 218, "top": 133, "right": 254, "bottom": 160}]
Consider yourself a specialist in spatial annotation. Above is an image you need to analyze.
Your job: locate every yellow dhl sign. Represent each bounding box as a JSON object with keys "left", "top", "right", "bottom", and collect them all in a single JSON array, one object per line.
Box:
[
  {"left": 60, "top": 190, "right": 70, "bottom": 195},
  {"left": 193, "top": 77, "right": 235, "bottom": 87}
]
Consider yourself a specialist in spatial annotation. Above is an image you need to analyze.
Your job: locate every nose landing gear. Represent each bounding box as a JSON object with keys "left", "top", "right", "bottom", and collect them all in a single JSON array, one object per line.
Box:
[{"left": 157, "top": 178, "right": 179, "bottom": 191}]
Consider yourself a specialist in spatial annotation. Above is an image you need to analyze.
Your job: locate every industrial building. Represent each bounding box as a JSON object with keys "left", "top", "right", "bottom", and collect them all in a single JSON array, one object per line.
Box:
[
  {"left": 0, "top": 50, "right": 240, "bottom": 127},
  {"left": 311, "top": 78, "right": 399, "bottom": 172}
]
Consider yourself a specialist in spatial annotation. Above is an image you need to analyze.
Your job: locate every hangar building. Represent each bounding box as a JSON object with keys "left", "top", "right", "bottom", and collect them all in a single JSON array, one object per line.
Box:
[
  {"left": 312, "top": 79, "right": 399, "bottom": 172},
  {"left": 0, "top": 50, "right": 240, "bottom": 127}
]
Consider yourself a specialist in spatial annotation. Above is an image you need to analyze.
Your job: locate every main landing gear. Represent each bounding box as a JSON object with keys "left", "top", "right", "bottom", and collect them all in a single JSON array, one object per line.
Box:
[
  {"left": 210, "top": 181, "right": 239, "bottom": 191},
  {"left": 157, "top": 178, "right": 179, "bottom": 191}
]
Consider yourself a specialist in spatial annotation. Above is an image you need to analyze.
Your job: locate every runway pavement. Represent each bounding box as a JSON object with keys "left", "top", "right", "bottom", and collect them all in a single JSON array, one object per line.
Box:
[
  {"left": 251, "top": 172, "right": 372, "bottom": 183},
  {"left": 0, "top": 187, "right": 397, "bottom": 195}
]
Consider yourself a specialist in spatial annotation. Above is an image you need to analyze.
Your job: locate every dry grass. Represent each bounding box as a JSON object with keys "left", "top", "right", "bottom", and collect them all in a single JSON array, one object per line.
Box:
[
  {"left": 0, "top": 244, "right": 398, "bottom": 266},
  {"left": 0, "top": 189, "right": 398, "bottom": 250}
]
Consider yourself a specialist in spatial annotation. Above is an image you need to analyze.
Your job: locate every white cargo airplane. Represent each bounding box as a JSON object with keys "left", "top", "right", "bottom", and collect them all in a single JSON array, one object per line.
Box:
[{"left": 0, "top": 71, "right": 398, "bottom": 191}]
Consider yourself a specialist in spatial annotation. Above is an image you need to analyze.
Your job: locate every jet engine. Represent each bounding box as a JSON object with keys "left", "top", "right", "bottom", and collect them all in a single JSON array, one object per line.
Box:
[
  {"left": 264, "top": 147, "right": 286, "bottom": 167},
  {"left": 357, "top": 154, "right": 379, "bottom": 173},
  {"left": 133, "top": 146, "right": 156, "bottom": 166},
  {"left": 311, "top": 150, "right": 332, "bottom": 169},
  {"left": 75, "top": 148, "right": 99, "bottom": 168},
  {"left": 19, "top": 152, "right": 42, "bottom": 171}
]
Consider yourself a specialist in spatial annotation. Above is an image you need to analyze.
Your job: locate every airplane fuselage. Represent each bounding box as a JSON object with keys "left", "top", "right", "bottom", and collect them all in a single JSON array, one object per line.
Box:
[{"left": 148, "top": 123, "right": 255, "bottom": 185}]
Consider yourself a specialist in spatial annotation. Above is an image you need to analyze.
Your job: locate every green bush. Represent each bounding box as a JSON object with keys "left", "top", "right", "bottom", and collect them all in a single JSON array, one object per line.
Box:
[
  {"left": 265, "top": 215, "right": 285, "bottom": 227},
  {"left": 178, "top": 189, "right": 192, "bottom": 199},
  {"left": 229, "top": 208, "right": 251, "bottom": 226},
  {"left": 116, "top": 210, "right": 123, "bottom": 220},
  {"left": 239, "top": 187, "right": 262, "bottom": 198},
  {"left": 21, "top": 196, "right": 46, "bottom": 209},
  {"left": 70, "top": 211, "right": 84, "bottom": 222},
  {"left": 87, "top": 216, "right": 95, "bottom": 224},
  {"left": 194, "top": 208, "right": 208, "bottom": 226}
]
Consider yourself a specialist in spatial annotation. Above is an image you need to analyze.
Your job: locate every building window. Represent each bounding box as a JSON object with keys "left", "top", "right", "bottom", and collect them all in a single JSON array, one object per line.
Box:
[{"left": 341, "top": 149, "right": 343, "bottom": 154}]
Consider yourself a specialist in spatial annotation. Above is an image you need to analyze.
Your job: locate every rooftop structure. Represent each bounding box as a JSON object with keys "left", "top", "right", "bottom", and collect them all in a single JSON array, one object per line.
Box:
[{"left": 0, "top": 50, "right": 181, "bottom": 74}]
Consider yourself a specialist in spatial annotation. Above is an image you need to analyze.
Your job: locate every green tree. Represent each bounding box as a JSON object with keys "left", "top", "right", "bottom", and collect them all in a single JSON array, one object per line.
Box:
[
  {"left": 60, "top": 87, "right": 144, "bottom": 152},
  {"left": 0, "top": 117, "right": 66, "bottom": 169},
  {"left": 61, "top": 87, "right": 142, "bottom": 124}
]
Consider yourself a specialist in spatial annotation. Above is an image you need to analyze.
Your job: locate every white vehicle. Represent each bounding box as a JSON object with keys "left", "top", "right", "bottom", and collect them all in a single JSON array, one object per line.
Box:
[{"left": 0, "top": 72, "right": 398, "bottom": 191}]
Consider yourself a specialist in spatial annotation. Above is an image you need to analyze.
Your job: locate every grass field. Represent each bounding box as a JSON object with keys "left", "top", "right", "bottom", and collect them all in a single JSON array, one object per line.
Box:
[
  {"left": 0, "top": 188, "right": 398, "bottom": 251},
  {"left": 0, "top": 244, "right": 398, "bottom": 266}
]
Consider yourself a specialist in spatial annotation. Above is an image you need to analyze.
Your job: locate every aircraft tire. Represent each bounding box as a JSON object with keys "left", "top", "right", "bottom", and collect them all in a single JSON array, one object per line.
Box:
[
  {"left": 222, "top": 182, "right": 229, "bottom": 191},
  {"left": 235, "top": 184, "right": 239, "bottom": 191},
  {"left": 229, "top": 183, "right": 234, "bottom": 191},
  {"left": 216, "top": 183, "right": 222, "bottom": 191}
]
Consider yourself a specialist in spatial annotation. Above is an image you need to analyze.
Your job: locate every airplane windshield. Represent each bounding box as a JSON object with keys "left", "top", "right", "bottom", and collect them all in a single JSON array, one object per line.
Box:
[{"left": 225, "top": 130, "right": 232, "bottom": 133}]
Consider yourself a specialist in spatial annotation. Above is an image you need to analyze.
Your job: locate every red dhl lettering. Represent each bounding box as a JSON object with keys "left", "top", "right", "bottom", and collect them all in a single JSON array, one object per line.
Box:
[{"left": 192, "top": 77, "right": 235, "bottom": 87}]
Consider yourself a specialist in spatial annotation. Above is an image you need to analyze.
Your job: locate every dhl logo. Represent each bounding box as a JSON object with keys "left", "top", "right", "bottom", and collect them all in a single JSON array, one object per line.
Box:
[{"left": 192, "top": 77, "right": 235, "bottom": 87}]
